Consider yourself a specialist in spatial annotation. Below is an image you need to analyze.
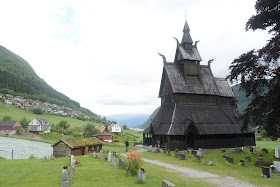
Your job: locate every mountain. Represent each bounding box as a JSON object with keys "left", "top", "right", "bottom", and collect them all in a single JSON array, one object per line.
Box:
[
  {"left": 0, "top": 45, "right": 97, "bottom": 118},
  {"left": 138, "top": 84, "right": 254, "bottom": 129},
  {"left": 106, "top": 113, "right": 150, "bottom": 127}
]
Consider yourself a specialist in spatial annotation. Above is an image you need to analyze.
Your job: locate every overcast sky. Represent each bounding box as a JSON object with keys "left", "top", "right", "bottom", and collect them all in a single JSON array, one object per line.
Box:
[{"left": 0, "top": 0, "right": 270, "bottom": 116}]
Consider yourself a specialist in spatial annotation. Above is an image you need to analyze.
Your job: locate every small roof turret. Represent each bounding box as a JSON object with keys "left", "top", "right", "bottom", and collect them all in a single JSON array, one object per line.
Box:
[{"left": 181, "top": 20, "right": 193, "bottom": 45}]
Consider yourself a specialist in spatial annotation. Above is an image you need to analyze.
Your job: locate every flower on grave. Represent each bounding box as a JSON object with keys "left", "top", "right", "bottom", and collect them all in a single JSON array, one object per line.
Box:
[
  {"left": 75, "top": 160, "right": 80, "bottom": 165},
  {"left": 258, "top": 154, "right": 263, "bottom": 157},
  {"left": 251, "top": 153, "right": 254, "bottom": 155},
  {"left": 273, "top": 156, "right": 276, "bottom": 158},
  {"left": 237, "top": 162, "right": 242, "bottom": 166},
  {"left": 124, "top": 150, "right": 144, "bottom": 176}
]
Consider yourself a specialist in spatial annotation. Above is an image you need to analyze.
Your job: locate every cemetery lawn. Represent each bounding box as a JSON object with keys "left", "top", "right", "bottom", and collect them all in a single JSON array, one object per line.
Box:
[
  {"left": 141, "top": 140, "right": 280, "bottom": 187},
  {"left": 0, "top": 154, "right": 213, "bottom": 187}
]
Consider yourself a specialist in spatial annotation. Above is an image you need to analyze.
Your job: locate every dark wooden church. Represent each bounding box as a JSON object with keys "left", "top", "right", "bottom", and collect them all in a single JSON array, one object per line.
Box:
[{"left": 143, "top": 20, "right": 256, "bottom": 150}]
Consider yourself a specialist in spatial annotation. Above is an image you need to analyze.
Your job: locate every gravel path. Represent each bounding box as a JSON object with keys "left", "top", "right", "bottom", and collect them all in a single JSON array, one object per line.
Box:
[{"left": 122, "top": 149, "right": 258, "bottom": 187}]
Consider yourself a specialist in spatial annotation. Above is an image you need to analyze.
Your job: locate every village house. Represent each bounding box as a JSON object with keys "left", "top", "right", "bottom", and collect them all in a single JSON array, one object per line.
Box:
[
  {"left": 28, "top": 117, "right": 50, "bottom": 133},
  {"left": 0, "top": 120, "right": 22, "bottom": 136},
  {"left": 51, "top": 137, "right": 103, "bottom": 157},
  {"left": 108, "top": 124, "right": 122, "bottom": 133},
  {"left": 92, "top": 133, "right": 114, "bottom": 142},
  {"left": 99, "top": 126, "right": 105, "bottom": 133},
  {"left": 143, "top": 20, "right": 256, "bottom": 150}
]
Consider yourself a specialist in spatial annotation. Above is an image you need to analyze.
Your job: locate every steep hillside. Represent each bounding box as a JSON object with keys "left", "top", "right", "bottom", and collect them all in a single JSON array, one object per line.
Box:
[
  {"left": 137, "top": 107, "right": 159, "bottom": 129},
  {"left": 0, "top": 45, "right": 79, "bottom": 109},
  {"left": 106, "top": 113, "right": 150, "bottom": 127}
]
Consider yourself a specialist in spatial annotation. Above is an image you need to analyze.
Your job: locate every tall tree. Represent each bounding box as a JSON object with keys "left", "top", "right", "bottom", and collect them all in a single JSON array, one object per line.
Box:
[
  {"left": 83, "top": 123, "right": 100, "bottom": 137},
  {"left": 228, "top": 0, "right": 280, "bottom": 137}
]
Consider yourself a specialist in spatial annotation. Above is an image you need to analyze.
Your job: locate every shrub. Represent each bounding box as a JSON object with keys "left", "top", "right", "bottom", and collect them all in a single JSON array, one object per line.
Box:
[
  {"left": 28, "top": 154, "right": 36, "bottom": 159},
  {"left": 124, "top": 150, "right": 144, "bottom": 176}
]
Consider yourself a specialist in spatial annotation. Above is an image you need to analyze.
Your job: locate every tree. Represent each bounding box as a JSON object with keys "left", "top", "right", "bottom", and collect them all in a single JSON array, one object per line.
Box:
[
  {"left": 32, "top": 108, "right": 43, "bottom": 114},
  {"left": 2, "top": 116, "right": 12, "bottom": 121},
  {"left": 19, "top": 117, "right": 30, "bottom": 129},
  {"left": 123, "top": 125, "right": 128, "bottom": 130},
  {"left": 58, "top": 120, "right": 70, "bottom": 129},
  {"left": 83, "top": 123, "right": 100, "bottom": 137},
  {"left": 228, "top": 0, "right": 280, "bottom": 137}
]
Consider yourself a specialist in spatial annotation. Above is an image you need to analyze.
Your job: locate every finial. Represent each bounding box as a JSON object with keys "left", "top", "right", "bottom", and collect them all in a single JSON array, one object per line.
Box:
[
  {"left": 195, "top": 40, "right": 200, "bottom": 48},
  {"left": 158, "top": 52, "right": 167, "bottom": 64},
  {"left": 185, "top": 10, "right": 187, "bottom": 21},
  {"left": 208, "top": 58, "right": 215, "bottom": 67}
]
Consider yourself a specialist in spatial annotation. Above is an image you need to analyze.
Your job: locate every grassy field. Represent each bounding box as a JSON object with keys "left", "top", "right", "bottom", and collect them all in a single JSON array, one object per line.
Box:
[{"left": 0, "top": 102, "right": 104, "bottom": 128}]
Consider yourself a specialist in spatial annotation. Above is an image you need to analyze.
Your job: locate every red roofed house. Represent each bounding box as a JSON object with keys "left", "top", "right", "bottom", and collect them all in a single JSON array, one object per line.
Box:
[
  {"left": 92, "top": 133, "right": 114, "bottom": 142},
  {"left": 0, "top": 121, "right": 22, "bottom": 136}
]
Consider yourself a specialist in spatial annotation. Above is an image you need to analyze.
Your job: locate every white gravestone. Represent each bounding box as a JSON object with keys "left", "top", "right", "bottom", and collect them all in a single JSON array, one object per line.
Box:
[
  {"left": 275, "top": 147, "right": 279, "bottom": 158},
  {"left": 112, "top": 157, "right": 116, "bottom": 166},
  {"left": 274, "top": 161, "right": 280, "bottom": 173},
  {"left": 108, "top": 153, "right": 111, "bottom": 162}
]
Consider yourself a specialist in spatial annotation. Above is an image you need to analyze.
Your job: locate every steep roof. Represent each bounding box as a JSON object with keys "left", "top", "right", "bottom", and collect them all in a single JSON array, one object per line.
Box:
[
  {"left": 51, "top": 137, "right": 103, "bottom": 148},
  {"left": 159, "top": 64, "right": 234, "bottom": 97}
]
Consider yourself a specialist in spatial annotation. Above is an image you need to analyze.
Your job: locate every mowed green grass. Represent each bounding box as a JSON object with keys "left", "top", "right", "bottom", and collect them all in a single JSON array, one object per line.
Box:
[
  {"left": 0, "top": 102, "right": 104, "bottom": 128},
  {"left": 0, "top": 154, "right": 213, "bottom": 187}
]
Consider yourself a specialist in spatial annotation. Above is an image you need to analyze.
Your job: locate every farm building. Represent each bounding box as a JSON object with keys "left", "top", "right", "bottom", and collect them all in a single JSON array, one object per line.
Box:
[
  {"left": 92, "top": 133, "right": 114, "bottom": 142},
  {"left": 0, "top": 120, "right": 22, "bottom": 136},
  {"left": 143, "top": 20, "right": 256, "bottom": 150},
  {"left": 52, "top": 137, "right": 103, "bottom": 157}
]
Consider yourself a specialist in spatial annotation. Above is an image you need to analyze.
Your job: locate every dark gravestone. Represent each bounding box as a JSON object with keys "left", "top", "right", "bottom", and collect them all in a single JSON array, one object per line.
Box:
[
  {"left": 118, "top": 159, "right": 124, "bottom": 168},
  {"left": 195, "top": 155, "right": 201, "bottom": 162},
  {"left": 262, "top": 166, "right": 272, "bottom": 178},
  {"left": 258, "top": 157, "right": 263, "bottom": 162},
  {"left": 168, "top": 149, "right": 171, "bottom": 156},
  {"left": 203, "top": 160, "right": 209, "bottom": 165},
  {"left": 164, "top": 148, "right": 167, "bottom": 154},
  {"left": 240, "top": 159, "right": 245, "bottom": 166},
  {"left": 191, "top": 150, "right": 197, "bottom": 155},
  {"left": 227, "top": 157, "right": 234, "bottom": 164},
  {"left": 222, "top": 149, "right": 226, "bottom": 153},
  {"left": 245, "top": 156, "right": 251, "bottom": 162},
  {"left": 262, "top": 148, "right": 268, "bottom": 153},
  {"left": 175, "top": 152, "right": 181, "bottom": 158},
  {"left": 253, "top": 150, "right": 256, "bottom": 155},
  {"left": 180, "top": 153, "right": 186, "bottom": 160},
  {"left": 223, "top": 152, "right": 230, "bottom": 158},
  {"left": 249, "top": 147, "right": 253, "bottom": 152}
]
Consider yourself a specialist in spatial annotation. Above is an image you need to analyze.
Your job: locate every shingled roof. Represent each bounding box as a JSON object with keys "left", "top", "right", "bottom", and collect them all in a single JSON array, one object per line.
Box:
[{"left": 159, "top": 64, "right": 234, "bottom": 97}]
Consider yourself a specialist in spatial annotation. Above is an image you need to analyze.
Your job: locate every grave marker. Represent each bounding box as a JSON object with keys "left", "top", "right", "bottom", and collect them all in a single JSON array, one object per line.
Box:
[
  {"left": 240, "top": 159, "right": 245, "bottom": 166},
  {"left": 61, "top": 166, "right": 69, "bottom": 187},
  {"left": 112, "top": 157, "right": 116, "bottom": 166},
  {"left": 275, "top": 147, "right": 280, "bottom": 158},
  {"left": 195, "top": 155, "right": 201, "bottom": 162},
  {"left": 162, "top": 180, "right": 176, "bottom": 187},
  {"left": 258, "top": 157, "right": 263, "bottom": 163},
  {"left": 137, "top": 169, "right": 146, "bottom": 182},
  {"left": 223, "top": 152, "right": 230, "bottom": 158},
  {"left": 108, "top": 153, "right": 111, "bottom": 162},
  {"left": 273, "top": 161, "right": 280, "bottom": 173},
  {"left": 197, "top": 148, "right": 203, "bottom": 157},
  {"left": 222, "top": 149, "right": 226, "bottom": 153},
  {"left": 164, "top": 148, "right": 167, "bottom": 154},
  {"left": 227, "top": 157, "right": 234, "bottom": 164},
  {"left": 118, "top": 159, "right": 124, "bottom": 168},
  {"left": 249, "top": 147, "right": 253, "bottom": 152},
  {"left": 168, "top": 149, "right": 171, "bottom": 156},
  {"left": 69, "top": 159, "right": 75, "bottom": 179},
  {"left": 245, "top": 156, "right": 251, "bottom": 162},
  {"left": 180, "top": 153, "right": 186, "bottom": 160},
  {"left": 262, "top": 166, "right": 272, "bottom": 178}
]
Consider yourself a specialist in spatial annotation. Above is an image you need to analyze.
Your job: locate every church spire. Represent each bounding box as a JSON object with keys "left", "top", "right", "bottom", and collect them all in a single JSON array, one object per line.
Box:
[{"left": 181, "top": 20, "right": 193, "bottom": 45}]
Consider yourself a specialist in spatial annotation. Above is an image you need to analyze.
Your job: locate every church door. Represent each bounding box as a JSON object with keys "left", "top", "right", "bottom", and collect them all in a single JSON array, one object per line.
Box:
[{"left": 187, "top": 132, "right": 194, "bottom": 148}]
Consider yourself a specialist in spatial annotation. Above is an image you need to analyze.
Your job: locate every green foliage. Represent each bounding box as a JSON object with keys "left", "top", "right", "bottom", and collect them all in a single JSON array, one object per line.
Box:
[
  {"left": 124, "top": 150, "right": 144, "bottom": 176},
  {"left": 58, "top": 120, "right": 70, "bottom": 129},
  {"left": 71, "top": 131, "right": 82, "bottom": 138},
  {"left": 2, "top": 115, "right": 12, "bottom": 121},
  {"left": 19, "top": 117, "right": 30, "bottom": 129},
  {"left": 28, "top": 154, "right": 35, "bottom": 159},
  {"left": 259, "top": 129, "right": 267, "bottom": 138},
  {"left": 83, "top": 123, "right": 100, "bottom": 137},
  {"left": 123, "top": 125, "right": 128, "bottom": 130},
  {"left": 16, "top": 129, "right": 21, "bottom": 135},
  {"left": 76, "top": 116, "right": 86, "bottom": 121},
  {"left": 32, "top": 108, "right": 43, "bottom": 114}
]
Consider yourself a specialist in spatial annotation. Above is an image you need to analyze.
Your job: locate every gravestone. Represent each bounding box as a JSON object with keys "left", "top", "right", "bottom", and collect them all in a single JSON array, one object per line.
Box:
[
  {"left": 103, "top": 150, "right": 106, "bottom": 154},
  {"left": 93, "top": 151, "right": 96, "bottom": 158},
  {"left": 223, "top": 152, "right": 230, "bottom": 158},
  {"left": 222, "top": 149, "right": 226, "bottom": 153},
  {"left": 191, "top": 150, "right": 197, "bottom": 155},
  {"left": 249, "top": 147, "right": 253, "bottom": 152},
  {"left": 70, "top": 155, "right": 74, "bottom": 166},
  {"left": 262, "top": 166, "right": 272, "bottom": 178},
  {"left": 108, "top": 153, "right": 111, "bottom": 162},
  {"left": 69, "top": 159, "right": 75, "bottom": 179},
  {"left": 118, "top": 159, "right": 124, "bottom": 168},
  {"left": 100, "top": 150, "right": 102, "bottom": 158},
  {"left": 227, "top": 157, "right": 234, "bottom": 164},
  {"left": 195, "top": 155, "right": 201, "bottom": 162},
  {"left": 275, "top": 147, "right": 280, "bottom": 158},
  {"left": 245, "top": 156, "right": 251, "bottom": 162},
  {"left": 137, "top": 169, "right": 146, "bottom": 182},
  {"left": 258, "top": 157, "right": 263, "bottom": 162},
  {"left": 203, "top": 161, "right": 209, "bottom": 165},
  {"left": 180, "top": 153, "right": 186, "bottom": 160},
  {"left": 203, "top": 149, "right": 208, "bottom": 154},
  {"left": 162, "top": 180, "right": 176, "bottom": 187},
  {"left": 197, "top": 148, "right": 203, "bottom": 157},
  {"left": 112, "top": 157, "right": 116, "bottom": 166},
  {"left": 207, "top": 161, "right": 213, "bottom": 166},
  {"left": 156, "top": 147, "right": 160, "bottom": 153},
  {"left": 61, "top": 166, "right": 69, "bottom": 187},
  {"left": 240, "top": 159, "right": 245, "bottom": 166},
  {"left": 175, "top": 152, "right": 180, "bottom": 158},
  {"left": 168, "top": 149, "right": 171, "bottom": 156},
  {"left": 164, "top": 148, "right": 167, "bottom": 154},
  {"left": 253, "top": 150, "right": 256, "bottom": 155},
  {"left": 274, "top": 161, "right": 280, "bottom": 173},
  {"left": 262, "top": 148, "right": 268, "bottom": 153},
  {"left": 262, "top": 151, "right": 266, "bottom": 156}
]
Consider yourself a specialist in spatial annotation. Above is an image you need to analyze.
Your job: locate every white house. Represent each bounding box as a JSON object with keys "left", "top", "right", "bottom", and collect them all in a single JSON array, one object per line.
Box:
[
  {"left": 28, "top": 117, "right": 50, "bottom": 133},
  {"left": 108, "top": 124, "right": 122, "bottom": 133}
]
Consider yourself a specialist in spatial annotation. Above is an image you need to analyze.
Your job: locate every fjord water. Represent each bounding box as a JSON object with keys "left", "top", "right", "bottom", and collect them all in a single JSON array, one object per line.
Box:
[{"left": 0, "top": 137, "right": 52, "bottom": 159}]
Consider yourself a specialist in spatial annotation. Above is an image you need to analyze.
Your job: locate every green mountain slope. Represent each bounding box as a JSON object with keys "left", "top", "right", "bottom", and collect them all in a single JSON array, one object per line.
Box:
[
  {"left": 138, "top": 85, "right": 253, "bottom": 129},
  {"left": 0, "top": 45, "right": 80, "bottom": 109}
]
